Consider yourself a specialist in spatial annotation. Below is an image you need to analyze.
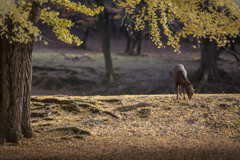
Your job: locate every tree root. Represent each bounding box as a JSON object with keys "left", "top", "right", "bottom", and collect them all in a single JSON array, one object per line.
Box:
[
  {"left": 61, "top": 103, "right": 81, "bottom": 112},
  {"left": 98, "top": 98, "right": 122, "bottom": 103},
  {"left": 38, "top": 123, "right": 53, "bottom": 127},
  {"left": 113, "top": 102, "right": 153, "bottom": 112},
  {"left": 77, "top": 103, "right": 119, "bottom": 118},
  {"left": 31, "top": 106, "right": 46, "bottom": 110},
  {"left": 48, "top": 127, "right": 91, "bottom": 136},
  {"left": 31, "top": 112, "right": 49, "bottom": 118},
  {"left": 46, "top": 104, "right": 58, "bottom": 110},
  {"left": 31, "top": 98, "right": 74, "bottom": 104},
  {"left": 31, "top": 97, "right": 95, "bottom": 105},
  {"left": 31, "top": 97, "right": 119, "bottom": 119},
  {"left": 43, "top": 118, "right": 54, "bottom": 121},
  {"left": 102, "top": 111, "right": 119, "bottom": 118},
  {"left": 78, "top": 103, "right": 101, "bottom": 113},
  {"left": 31, "top": 104, "right": 57, "bottom": 111}
]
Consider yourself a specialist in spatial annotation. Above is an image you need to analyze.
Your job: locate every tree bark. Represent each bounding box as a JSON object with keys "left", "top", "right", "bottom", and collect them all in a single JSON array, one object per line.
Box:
[
  {"left": 0, "top": 2, "right": 41, "bottom": 143},
  {"left": 95, "top": 0, "right": 114, "bottom": 84}
]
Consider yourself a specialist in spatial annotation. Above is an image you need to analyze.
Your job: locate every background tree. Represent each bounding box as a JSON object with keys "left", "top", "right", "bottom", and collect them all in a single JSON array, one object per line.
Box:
[
  {"left": 115, "top": 0, "right": 240, "bottom": 89},
  {"left": 124, "top": 25, "right": 145, "bottom": 55},
  {"left": 123, "top": 0, "right": 147, "bottom": 56},
  {"left": 47, "top": 1, "right": 98, "bottom": 49},
  {"left": 190, "top": 1, "right": 239, "bottom": 92},
  {"left": 51, "top": 0, "right": 120, "bottom": 84},
  {"left": 0, "top": 0, "right": 103, "bottom": 144},
  {"left": 86, "top": 0, "right": 115, "bottom": 84},
  {"left": 95, "top": 0, "right": 114, "bottom": 84}
]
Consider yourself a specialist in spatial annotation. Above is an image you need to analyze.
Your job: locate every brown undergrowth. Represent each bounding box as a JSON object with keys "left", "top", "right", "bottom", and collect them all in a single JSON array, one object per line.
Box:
[{"left": 0, "top": 94, "right": 240, "bottom": 160}]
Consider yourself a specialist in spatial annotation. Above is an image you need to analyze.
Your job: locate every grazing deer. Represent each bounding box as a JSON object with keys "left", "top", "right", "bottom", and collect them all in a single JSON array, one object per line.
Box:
[{"left": 173, "top": 64, "right": 195, "bottom": 100}]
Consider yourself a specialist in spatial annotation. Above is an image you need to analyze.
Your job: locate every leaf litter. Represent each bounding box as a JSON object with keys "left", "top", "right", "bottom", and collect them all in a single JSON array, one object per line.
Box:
[{"left": 0, "top": 94, "right": 240, "bottom": 160}]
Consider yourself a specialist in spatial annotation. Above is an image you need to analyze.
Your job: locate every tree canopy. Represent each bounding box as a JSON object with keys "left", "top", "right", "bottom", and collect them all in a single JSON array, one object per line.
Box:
[
  {"left": 115, "top": 0, "right": 240, "bottom": 52},
  {"left": 0, "top": 0, "right": 103, "bottom": 45},
  {"left": 1, "top": 0, "right": 240, "bottom": 51}
]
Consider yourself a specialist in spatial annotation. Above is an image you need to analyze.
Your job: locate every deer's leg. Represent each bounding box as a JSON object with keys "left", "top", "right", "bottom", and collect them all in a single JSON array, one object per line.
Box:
[
  {"left": 177, "top": 85, "right": 180, "bottom": 100},
  {"left": 179, "top": 85, "right": 182, "bottom": 97},
  {"left": 182, "top": 87, "right": 186, "bottom": 99}
]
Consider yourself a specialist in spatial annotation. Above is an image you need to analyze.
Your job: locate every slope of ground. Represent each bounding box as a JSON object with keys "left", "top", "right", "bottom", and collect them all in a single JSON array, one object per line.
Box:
[{"left": 0, "top": 94, "right": 239, "bottom": 160}]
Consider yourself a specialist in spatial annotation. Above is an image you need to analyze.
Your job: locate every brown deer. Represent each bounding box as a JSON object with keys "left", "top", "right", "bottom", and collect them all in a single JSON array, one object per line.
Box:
[{"left": 173, "top": 64, "right": 195, "bottom": 100}]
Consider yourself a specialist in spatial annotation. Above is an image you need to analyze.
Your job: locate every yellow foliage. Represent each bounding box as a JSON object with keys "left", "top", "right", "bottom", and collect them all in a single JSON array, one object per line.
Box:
[
  {"left": 1, "top": 0, "right": 240, "bottom": 50},
  {"left": 115, "top": 0, "right": 240, "bottom": 52},
  {"left": 0, "top": 0, "right": 104, "bottom": 45}
]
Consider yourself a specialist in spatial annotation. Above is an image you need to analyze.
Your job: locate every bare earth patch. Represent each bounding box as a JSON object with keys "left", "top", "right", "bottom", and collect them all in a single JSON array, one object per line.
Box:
[{"left": 1, "top": 94, "right": 239, "bottom": 160}]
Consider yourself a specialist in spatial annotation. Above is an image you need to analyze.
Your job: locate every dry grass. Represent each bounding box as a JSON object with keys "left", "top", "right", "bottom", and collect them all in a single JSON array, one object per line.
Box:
[{"left": 0, "top": 94, "right": 240, "bottom": 160}]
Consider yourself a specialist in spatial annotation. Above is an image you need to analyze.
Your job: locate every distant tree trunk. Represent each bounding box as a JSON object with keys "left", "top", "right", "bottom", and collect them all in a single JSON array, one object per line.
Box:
[
  {"left": 124, "top": 30, "right": 132, "bottom": 54},
  {"left": 191, "top": 38, "right": 227, "bottom": 92},
  {"left": 125, "top": 30, "right": 143, "bottom": 55},
  {"left": 79, "top": 27, "right": 90, "bottom": 49},
  {"left": 95, "top": 0, "right": 114, "bottom": 84},
  {"left": 136, "top": 30, "right": 143, "bottom": 55},
  {"left": 0, "top": 2, "right": 41, "bottom": 143}
]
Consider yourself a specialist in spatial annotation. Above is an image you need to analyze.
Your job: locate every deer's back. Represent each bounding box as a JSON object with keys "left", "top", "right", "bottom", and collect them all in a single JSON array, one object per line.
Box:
[{"left": 173, "top": 64, "right": 187, "bottom": 80}]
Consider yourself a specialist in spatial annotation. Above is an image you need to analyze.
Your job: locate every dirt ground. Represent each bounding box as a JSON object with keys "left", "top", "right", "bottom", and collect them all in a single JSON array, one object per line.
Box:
[
  {"left": 0, "top": 94, "right": 239, "bottom": 160},
  {"left": 32, "top": 30, "right": 240, "bottom": 96}
]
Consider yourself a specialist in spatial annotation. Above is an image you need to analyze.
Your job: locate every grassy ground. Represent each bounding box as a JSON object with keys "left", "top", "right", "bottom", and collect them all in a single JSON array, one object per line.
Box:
[
  {"left": 31, "top": 51, "right": 182, "bottom": 95},
  {"left": 0, "top": 94, "right": 239, "bottom": 160},
  {"left": 31, "top": 49, "right": 240, "bottom": 96}
]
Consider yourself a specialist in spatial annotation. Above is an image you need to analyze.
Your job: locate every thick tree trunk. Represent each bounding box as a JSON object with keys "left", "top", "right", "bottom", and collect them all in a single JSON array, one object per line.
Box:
[
  {"left": 191, "top": 38, "right": 227, "bottom": 92},
  {"left": 0, "top": 2, "right": 41, "bottom": 143},
  {"left": 95, "top": 0, "right": 114, "bottom": 84},
  {"left": 124, "top": 30, "right": 143, "bottom": 55},
  {"left": 0, "top": 22, "right": 33, "bottom": 143}
]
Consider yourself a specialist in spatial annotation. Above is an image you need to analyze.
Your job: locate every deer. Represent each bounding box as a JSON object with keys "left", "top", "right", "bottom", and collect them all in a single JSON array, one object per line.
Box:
[{"left": 173, "top": 64, "right": 195, "bottom": 100}]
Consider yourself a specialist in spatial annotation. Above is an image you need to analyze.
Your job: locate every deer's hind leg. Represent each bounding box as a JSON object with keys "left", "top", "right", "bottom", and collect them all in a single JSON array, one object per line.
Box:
[
  {"left": 179, "top": 85, "right": 182, "bottom": 97},
  {"left": 177, "top": 85, "right": 181, "bottom": 100},
  {"left": 182, "top": 86, "right": 186, "bottom": 99}
]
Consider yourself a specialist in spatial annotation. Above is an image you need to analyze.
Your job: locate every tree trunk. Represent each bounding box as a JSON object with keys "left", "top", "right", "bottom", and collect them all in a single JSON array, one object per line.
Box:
[
  {"left": 124, "top": 30, "right": 132, "bottom": 54},
  {"left": 191, "top": 38, "right": 227, "bottom": 92},
  {"left": 0, "top": 2, "right": 41, "bottom": 143},
  {"left": 124, "top": 30, "right": 143, "bottom": 55},
  {"left": 95, "top": 0, "right": 114, "bottom": 84},
  {"left": 79, "top": 27, "right": 90, "bottom": 49},
  {"left": 136, "top": 30, "right": 143, "bottom": 55}
]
